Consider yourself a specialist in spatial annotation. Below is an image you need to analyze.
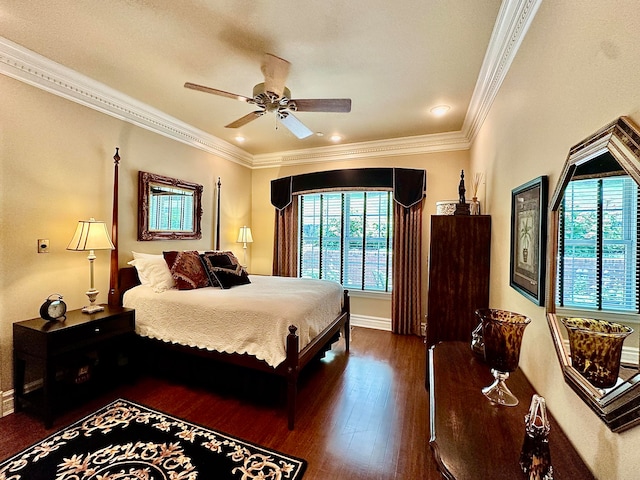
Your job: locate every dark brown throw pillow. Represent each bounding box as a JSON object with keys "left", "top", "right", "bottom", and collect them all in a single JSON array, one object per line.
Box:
[
  {"left": 201, "top": 250, "right": 235, "bottom": 267},
  {"left": 200, "top": 251, "right": 250, "bottom": 289},
  {"left": 163, "top": 250, "right": 210, "bottom": 290},
  {"left": 198, "top": 251, "right": 227, "bottom": 287}
]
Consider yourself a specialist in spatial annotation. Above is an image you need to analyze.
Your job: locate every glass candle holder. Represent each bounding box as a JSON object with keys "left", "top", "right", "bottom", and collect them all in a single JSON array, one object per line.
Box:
[
  {"left": 561, "top": 317, "right": 633, "bottom": 389},
  {"left": 476, "top": 308, "right": 531, "bottom": 406}
]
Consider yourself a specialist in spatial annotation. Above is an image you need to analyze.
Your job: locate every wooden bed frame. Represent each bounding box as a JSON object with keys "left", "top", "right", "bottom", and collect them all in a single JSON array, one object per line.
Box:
[{"left": 107, "top": 152, "right": 350, "bottom": 429}]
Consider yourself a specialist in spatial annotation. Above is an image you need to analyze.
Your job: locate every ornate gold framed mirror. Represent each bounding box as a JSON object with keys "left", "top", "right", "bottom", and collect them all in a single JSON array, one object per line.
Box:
[
  {"left": 138, "top": 171, "right": 203, "bottom": 241},
  {"left": 547, "top": 117, "right": 640, "bottom": 432}
]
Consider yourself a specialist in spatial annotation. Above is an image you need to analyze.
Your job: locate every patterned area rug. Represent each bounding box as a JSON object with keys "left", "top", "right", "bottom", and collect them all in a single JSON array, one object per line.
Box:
[{"left": 0, "top": 398, "right": 307, "bottom": 479}]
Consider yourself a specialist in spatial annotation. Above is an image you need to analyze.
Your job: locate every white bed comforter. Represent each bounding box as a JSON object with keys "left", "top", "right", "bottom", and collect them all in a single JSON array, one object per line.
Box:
[{"left": 123, "top": 275, "right": 344, "bottom": 368}]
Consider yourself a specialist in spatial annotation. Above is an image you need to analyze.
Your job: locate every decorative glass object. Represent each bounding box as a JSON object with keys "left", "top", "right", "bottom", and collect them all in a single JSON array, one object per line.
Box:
[
  {"left": 519, "top": 394, "right": 553, "bottom": 480},
  {"left": 471, "top": 322, "right": 484, "bottom": 358},
  {"left": 476, "top": 308, "right": 531, "bottom": 406},
  {"left": 561, "top": 317, "right": 633, "bottom": 389},
  {"left": 470, "top": 196, "right": 481, "bottom": 215}
]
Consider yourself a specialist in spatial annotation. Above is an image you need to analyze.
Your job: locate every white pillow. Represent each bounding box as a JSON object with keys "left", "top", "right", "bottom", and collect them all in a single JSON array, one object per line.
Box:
[
  {"left": 127, "top": 254, "right": 175, "bottom": 292},
  {"left": 130, "top": 252, "right": 162, "bottom": 284}
]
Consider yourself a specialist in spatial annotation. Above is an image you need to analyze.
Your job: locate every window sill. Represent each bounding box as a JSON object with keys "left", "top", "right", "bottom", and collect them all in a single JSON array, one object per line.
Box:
[
  {"left": 555, "top": 307, "right": 640, "bottom": 326},
  {"left": 347, "top": 290, "right": 392, "bottom": 300}
]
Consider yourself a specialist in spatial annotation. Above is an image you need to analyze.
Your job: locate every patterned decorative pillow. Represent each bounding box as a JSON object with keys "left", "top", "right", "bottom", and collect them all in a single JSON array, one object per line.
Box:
[
  {"left": 200, "top": 251, "right": 250, "bottom": 289},
  {"left": 163, "top": 251, "right": 210, "bottom": 290},
  {"left": 199, "top": 251, "right": 230, "bottom": 287}
]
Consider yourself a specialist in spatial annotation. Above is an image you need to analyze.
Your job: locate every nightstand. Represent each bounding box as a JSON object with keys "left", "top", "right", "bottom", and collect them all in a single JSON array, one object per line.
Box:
[{"left": 13, "top": 305, "right": 135, "bottom": 428}]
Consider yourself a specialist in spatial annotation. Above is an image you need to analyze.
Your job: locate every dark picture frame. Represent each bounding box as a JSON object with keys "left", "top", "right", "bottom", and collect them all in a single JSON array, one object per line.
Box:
[{"left": 510, "top": 175, "right": 548, "bottom": 305}]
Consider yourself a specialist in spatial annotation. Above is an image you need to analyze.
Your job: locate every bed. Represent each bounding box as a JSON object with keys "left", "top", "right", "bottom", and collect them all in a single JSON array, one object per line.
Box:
[{"left": 107, "top": 156, "right": 350, "bottom": 429}]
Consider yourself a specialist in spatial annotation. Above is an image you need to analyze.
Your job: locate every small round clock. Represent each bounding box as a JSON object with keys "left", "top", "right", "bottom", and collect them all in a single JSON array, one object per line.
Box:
[{"left": 40, "top": 294, "right": 67, "bottom": 321}]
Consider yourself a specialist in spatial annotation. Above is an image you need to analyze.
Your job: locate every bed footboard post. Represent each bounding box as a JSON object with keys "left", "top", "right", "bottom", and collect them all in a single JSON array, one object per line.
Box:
[
  {"left": 343, "top": 290, "right": 351, "bottom": 352},
  {"left": 286, "top": 325, "right": 300, "bottom": 430}
]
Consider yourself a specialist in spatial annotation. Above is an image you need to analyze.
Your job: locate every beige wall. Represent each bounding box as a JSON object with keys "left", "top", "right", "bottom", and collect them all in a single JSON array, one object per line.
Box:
[
  {"left": 471, "top": 1, "right": 640, "bottom": 478},
  {"left": 250, "top": 151, "right": 470, "bottom": 320},
  {"left": 0, "top": 76, "right": 252, "bottom": 396}
]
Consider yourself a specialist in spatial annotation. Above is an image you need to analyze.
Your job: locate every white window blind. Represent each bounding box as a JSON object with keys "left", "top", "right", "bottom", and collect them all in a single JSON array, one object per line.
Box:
[
  {"left": 558, "top": 176, "right": 639, "bottom": 312},
  {"left": 299, "top": 191, "right": 393, "bottom": 292},
  {"left": 149, "top": 187, "right": 194, "bottom": 232}
]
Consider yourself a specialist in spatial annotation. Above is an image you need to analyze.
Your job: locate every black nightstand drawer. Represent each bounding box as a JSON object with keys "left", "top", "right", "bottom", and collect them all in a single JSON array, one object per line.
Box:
[{"left": 50, "top": 313, "right": 134, "bottom": 356}]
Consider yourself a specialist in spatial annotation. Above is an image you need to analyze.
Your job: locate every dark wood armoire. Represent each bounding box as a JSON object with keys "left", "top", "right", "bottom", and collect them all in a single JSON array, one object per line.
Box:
[{"left": 426, "top": 215, "right": 491, "bottom": 371}]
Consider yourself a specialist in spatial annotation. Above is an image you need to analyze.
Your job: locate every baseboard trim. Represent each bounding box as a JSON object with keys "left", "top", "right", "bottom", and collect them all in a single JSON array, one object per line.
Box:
[
  {"left": 2, "top": 379, "right": 45, "bottom": 417},
  {"left": 350, "top": 314, "right": 392, "bottom": 331},
  {"left": 2, "top": 389, "right": 14, "bottom": 417}
]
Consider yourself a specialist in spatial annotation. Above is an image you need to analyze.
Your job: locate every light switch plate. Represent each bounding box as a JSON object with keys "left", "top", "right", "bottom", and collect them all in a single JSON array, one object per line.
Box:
[{"left": 38, "top": 239, "right": 49, "bottom": 253}]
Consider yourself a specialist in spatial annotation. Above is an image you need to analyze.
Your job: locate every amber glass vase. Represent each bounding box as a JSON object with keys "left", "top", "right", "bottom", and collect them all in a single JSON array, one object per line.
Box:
[
  {"left": 561, "top": 317, "right": 633, "bottom": 389},
  {"left": 476, "top": 308, "right": 531, "bottom": 406}
]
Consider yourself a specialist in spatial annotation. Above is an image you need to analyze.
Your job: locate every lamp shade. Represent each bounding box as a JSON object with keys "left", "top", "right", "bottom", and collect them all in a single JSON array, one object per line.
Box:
[
  {"left": 236, "top": 226, "right": 254, "bottom": 244},
  {"left": 67, "top": 218, "right": 115, "bottom": 251}
]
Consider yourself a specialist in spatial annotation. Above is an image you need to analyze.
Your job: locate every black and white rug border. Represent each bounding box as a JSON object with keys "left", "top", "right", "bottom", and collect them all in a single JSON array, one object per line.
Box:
[{"left": 0, "top": 397, "right": 307, "bottom": 479}]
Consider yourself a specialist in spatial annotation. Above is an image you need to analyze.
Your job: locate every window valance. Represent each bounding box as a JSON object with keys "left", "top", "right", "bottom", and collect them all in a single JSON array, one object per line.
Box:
[{"left": 270, "top": 168, "right": 426, "bottom": 210}]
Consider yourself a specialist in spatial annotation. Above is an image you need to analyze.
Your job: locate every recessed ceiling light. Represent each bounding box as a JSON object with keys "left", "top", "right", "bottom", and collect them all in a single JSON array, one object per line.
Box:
[
  {"left": 330, "top": 134, "right": 342, "bottom": 142},
  {"left": 316, "top": 132, "right": 324, "bottom": 137},
  {"left": 234, "top": 135, "right": 245, "bottom": 143},
  {"left": 430, "top": 105, "right": 451, "bottom": 117}
]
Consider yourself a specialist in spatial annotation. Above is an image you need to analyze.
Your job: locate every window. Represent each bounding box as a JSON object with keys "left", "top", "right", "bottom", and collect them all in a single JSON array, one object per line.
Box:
[
  {"left": 558, "top": 175, "right": 638, "bottom": 312},
  {"left": 299, "top": 191, "right": 393, "bottom": 292}
]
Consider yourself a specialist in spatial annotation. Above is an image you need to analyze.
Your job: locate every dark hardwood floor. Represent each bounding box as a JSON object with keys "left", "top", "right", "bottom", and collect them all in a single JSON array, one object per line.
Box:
[{"left": 0, "top": 327, "right": 440, "bottom": 479}]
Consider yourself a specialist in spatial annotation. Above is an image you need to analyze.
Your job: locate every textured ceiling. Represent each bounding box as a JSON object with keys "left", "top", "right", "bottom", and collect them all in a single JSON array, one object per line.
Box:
[{"left": 0, "top": 0, "right": 503, "bottom": 155}]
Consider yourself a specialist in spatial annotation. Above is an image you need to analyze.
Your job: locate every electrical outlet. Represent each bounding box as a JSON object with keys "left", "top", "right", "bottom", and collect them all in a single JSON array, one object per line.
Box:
[{"left": 38, "top": 239, "right": 49, "bottom": 253}]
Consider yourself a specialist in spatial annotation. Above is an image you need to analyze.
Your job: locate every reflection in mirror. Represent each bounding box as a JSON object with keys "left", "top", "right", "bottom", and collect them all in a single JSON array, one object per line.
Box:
[
  {"left": 138, "top": 171, "right": 203, "bottom": 241},
  {"left": 547, "top": 117, "right": 640, "bottom": 432}
]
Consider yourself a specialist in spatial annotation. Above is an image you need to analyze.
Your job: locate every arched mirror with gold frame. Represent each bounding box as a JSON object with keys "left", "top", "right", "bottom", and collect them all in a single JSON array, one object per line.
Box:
[{"left": 547, "top": 116, "right": 640, "bottom": 433}]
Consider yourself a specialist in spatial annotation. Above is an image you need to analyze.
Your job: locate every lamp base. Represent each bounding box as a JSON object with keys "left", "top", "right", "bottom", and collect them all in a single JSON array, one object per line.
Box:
[
  {"left": 82, "top": 288, "right": 103, "bottom": 314},
  {"left": 82, "top": 304, "right": 105, "bottom": 314}
]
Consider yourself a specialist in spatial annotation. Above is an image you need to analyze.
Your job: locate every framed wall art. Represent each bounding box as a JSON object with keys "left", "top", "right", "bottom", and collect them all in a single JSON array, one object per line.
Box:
[{"left": 510, "top": 175, "right": 548, "bottom": 305}]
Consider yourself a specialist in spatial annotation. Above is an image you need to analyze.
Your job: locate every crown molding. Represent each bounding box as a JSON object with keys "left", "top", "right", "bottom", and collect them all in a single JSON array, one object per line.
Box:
[
  {"left": 0, "top": 0, "right": 540, "bottom": 168},
  {"left": 252, "top": 130, "right": 470, "bottom": 168},
  {"left": 0, "top": 36, "right": 253, "bottom": 168},
  {"left": 462, "top": 0, "right": 543, "bottom": 142}
]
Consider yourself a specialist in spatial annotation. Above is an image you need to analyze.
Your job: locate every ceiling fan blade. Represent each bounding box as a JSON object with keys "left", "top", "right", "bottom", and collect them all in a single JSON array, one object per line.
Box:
[
  {"left": 261, "top": 53, "right": 290, "bottom": 98},
  {"left": 291, "top": 98, "right": 352, "bottom": 113},
  {"left": 225, "top": 111, "right": 265, "bottom": 128},
  {"left": 278, "top": 112, "right": 313, "bottom": 139},
  {"left": 184, "top": 82, "right": 253, "bottom": 103}
]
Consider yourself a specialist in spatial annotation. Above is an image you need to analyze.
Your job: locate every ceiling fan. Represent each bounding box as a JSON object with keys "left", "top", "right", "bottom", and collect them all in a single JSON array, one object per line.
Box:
[{"left": 184, "top": 53, "right": 351, "bottom": 139}]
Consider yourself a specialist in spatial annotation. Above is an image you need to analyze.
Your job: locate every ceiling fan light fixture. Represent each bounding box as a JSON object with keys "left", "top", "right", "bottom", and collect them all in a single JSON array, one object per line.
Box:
[
  {"left": 430, "top": 105, "right": 451, "bottom": 117},
  {"left": 184, "top": 53, "right": 351, "bottom": 140}
]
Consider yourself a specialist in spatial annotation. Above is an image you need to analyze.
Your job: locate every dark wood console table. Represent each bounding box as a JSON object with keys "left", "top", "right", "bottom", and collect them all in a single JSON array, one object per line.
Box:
[{"left": 428, "top": 342, "right": 594, "bottom": 479}]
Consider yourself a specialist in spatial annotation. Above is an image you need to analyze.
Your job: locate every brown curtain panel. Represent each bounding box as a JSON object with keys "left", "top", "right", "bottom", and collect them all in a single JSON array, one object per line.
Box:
[
  {"left": 272, "top": 196, "right": 298, "bottom": 277},
  {"left": 391, "top": 199, "right": 424, "bottom": 335}
]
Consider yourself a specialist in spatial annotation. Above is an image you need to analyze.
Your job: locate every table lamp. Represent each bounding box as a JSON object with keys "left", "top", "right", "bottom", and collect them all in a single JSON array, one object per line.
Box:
[
  {"left": 236, "top": 226, "right": 253, "bottom": 266},
  {"left": 67, "top": 218, "right": 115, "bottom": 313}
]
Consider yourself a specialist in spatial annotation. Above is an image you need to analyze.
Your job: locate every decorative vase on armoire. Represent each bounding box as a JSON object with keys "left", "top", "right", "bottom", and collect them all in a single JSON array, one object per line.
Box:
[{"left": 425, "top": 215, "right": 491, "bottom": 387}]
